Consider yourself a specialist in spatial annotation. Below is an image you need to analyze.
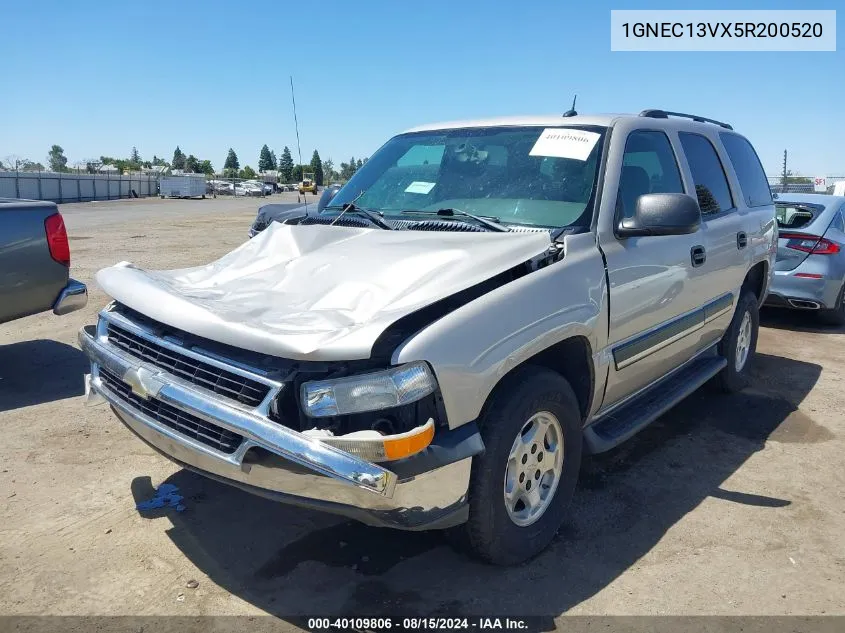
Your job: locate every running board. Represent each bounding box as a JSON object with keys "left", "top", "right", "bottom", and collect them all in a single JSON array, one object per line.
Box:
[{"left": 584, "top": 354, "right": 727, "bottom": 454}]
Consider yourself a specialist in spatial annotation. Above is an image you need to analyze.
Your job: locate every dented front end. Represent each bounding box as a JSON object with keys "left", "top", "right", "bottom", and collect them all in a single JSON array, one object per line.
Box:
[{"left": 78, "top": 304, "right": 483, "bottom": 530}]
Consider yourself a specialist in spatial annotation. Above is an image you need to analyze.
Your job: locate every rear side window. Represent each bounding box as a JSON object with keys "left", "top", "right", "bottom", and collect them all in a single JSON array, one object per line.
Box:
[
  {"left": 618, "top": 130, "right": 684, "bottom": 219},
  {"left": 831, "top": 210, "right": 845, "bottom": 232},
  {"left": 720, "top": 134, "right": 772, "bottom": 208},
  {"left": 679, "top": 132, "right": 734, "bottom": 215},
  {"left": 775, "top": 203, "right": 820, "bottom": 229}
]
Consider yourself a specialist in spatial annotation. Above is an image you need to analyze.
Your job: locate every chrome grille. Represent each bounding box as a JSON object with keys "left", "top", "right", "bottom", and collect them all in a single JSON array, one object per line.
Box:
[
  {"left": 99, "top": 366, "right": 243, "bottom": 454},
  {"left": 105, "top": 322, "right": 270, "bottom": 407}
]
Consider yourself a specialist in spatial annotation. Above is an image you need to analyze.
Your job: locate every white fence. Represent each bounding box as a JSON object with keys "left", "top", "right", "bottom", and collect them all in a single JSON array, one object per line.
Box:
[{"left": 0, "top": 170, "right": 159, "bottom": 203}]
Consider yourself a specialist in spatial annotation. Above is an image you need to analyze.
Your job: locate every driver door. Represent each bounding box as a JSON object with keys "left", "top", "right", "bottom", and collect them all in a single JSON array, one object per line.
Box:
[{"left": 598, "top": 129, "right": 706, "bottom": 409}]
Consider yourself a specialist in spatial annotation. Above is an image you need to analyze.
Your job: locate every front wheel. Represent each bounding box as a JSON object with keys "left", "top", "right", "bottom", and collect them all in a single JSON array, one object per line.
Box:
[
  {"left": 714, "top": 289, "right": 759, "bottom": 393},
  {"left": 455, "top": 366, "right": 582, "bottom": 565}
]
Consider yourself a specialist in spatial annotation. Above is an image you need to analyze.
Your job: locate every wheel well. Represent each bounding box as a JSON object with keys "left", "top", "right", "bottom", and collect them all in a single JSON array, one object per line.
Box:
[
  {"left": 742, "top": 261, "right": 768, "bottom": 306},
  {"left": 496, "top": 337, "right": 594, "bottom": 421}
]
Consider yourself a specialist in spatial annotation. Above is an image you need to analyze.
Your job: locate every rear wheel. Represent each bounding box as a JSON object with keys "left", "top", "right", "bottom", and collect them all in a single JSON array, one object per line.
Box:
[
  {"left": 818, "top": 284, "right": 845, "bottom": 327},
  {"left": 455, "top": 366, "right": 582, "bottom": 565},
  {"left": 714, "top": 289, "right": 759, "bottom": 393}
]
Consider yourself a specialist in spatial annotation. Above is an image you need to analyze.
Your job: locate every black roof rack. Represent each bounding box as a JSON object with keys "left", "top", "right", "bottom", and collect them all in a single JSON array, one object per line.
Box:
[{"left": 639, "top": 109, "right": 733, "bottom": 130}]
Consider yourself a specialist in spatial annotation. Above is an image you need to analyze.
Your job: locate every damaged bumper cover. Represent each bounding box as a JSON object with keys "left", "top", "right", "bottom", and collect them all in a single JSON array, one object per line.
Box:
[{"left": 78, "top": 319, "right": 479, "bottom": 530}]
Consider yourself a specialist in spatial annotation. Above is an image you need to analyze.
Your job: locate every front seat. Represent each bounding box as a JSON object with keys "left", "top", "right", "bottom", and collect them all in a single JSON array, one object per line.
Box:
[{"left": 619, "top": 165, "right": 651, "bottom": 219}]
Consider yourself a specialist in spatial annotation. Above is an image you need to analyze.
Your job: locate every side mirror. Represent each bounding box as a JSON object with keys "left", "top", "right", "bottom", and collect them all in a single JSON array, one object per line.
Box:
[
  {"left": 617, "top": 193, "right": 701, "bottom": 237},
  {"left": 317, "top": 186, "right": 340, "bottom": 212}
]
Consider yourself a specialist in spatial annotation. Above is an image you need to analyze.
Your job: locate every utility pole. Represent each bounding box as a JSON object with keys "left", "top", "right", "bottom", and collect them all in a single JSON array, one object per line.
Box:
[{"left": 781, "top": 149, "right": 788, "bottom": 191}]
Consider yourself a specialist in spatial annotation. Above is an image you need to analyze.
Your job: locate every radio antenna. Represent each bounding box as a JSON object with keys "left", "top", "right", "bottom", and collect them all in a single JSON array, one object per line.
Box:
[
  {"left": 563, "top": 94, "right": 578, "bottom": 118},
  {"left": 290, "top": 75, "right": 307, "bottom": 211}
]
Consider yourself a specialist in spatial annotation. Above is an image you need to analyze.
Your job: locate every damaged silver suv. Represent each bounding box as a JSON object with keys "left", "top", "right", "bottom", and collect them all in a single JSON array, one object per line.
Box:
[{"left": 79, "top": 110, "right": 776, "bottom": 565}]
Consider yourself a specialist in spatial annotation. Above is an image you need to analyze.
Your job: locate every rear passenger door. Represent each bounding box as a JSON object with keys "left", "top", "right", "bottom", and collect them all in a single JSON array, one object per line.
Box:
[
  {"left": 599, "top": 129, "right": 706, "bottom": 408},
  {"left": 677, "top": 132, "right": 746, "bottom": 343}
]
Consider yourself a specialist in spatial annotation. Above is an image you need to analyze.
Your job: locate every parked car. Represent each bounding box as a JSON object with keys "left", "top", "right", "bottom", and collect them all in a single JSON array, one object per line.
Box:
[
  {"left": 239, "top": 182, "right": 264, "bottom": 197},
  {"left": 1, "top": 199, "right": 87, "bottom": 324},
  {"left": 763, "top": 193, "right": 845, "bottom": 325},
  {"left": 249, "top": 203, "right": 309, "bottom": 238},
  {"left": 79, "top": 110, "right": 775, "bottom": 565},
  {"left": 247, "top": 184, "right": 342, "bottom": 238}
]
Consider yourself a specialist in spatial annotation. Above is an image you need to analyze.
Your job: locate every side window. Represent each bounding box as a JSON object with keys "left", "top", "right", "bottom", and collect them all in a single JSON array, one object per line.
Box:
[
  {"left": 678, "top": 132, "right": 734, "bottom": 215},
  {"left": 618, "top": 130, "right": 684, "bottom": 219},
  {"left": 720, "top": 133, "right": 772, "bottom": 208},
  {"left": 833, "top": 210, "right": 845, "bottom": 233}
]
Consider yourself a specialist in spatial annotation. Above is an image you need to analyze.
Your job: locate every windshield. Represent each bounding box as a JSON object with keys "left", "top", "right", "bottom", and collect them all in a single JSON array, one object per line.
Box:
[{"left": 328, "top": 125, "right": 606, "bottom": 229}]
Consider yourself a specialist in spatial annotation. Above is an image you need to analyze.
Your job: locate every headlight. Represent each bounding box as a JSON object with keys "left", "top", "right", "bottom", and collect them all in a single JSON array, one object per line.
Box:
[{"left": 301, "top": 362, "right": 437, "bottom": 418}]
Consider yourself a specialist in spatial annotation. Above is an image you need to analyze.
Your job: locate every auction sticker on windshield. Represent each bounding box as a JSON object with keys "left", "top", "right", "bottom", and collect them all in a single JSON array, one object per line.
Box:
[
  {"left": 529, "top": 128, "right": 601, "bottom": 161},
  {"left": 405, "top": 181, "right": 437, "bottom": 194}
]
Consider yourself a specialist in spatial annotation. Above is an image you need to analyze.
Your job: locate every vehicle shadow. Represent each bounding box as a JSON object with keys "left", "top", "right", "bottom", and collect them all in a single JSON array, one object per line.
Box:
[
  {"left": 0, "top": 339, "right": 88, "bottom": 411},
  {"left": 132, "top": 352, "right": 825, "bottom": 624},
  {"left": 760, "top": 307, "right": 845, "bottom": 334}
]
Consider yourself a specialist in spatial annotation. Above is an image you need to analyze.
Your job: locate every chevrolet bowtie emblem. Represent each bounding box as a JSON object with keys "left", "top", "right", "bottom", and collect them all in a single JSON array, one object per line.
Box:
[{"left": 122, "top": 366, "right": 164, "bottom": 400}]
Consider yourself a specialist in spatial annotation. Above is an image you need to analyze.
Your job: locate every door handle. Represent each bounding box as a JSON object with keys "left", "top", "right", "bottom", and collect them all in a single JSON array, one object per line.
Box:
[
  {"left": 691, "top": 245, "right": 707, "bottom": 267},
  {"left": 737, "top": 231, "right": 748, "bottom": 249}
]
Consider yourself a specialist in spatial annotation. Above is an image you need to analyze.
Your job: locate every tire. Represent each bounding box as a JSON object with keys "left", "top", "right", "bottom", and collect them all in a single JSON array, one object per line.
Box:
[
  {"left": 714, "top": 289, "right": 759, "bottom": 393},
  {"left": 818, "top": 284, "right": 845, "bottom": 327},
  {"left": 455, "top": 366, "right": 583, "bottom": 565}
]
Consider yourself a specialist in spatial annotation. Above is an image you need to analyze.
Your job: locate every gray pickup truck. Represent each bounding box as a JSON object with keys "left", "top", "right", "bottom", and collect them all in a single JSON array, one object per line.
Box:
[
  {"left": 79, "top": 110, "right": 776, "bottom": 565},
  {"left": 1, "top": 199, "right": 87, "bottom": 324}
]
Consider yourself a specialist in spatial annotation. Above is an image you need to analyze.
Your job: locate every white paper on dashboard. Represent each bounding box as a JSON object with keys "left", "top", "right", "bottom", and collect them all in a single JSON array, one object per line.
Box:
[
  {"left": 404, "top": 181, "right": 436, "bottom": 194},
  {"left": 529, "top": 128, "right": 601, "bottom": 161}
]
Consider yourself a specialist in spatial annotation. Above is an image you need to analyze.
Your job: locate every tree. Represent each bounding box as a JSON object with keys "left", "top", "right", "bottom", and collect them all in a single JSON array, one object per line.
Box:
[
  {"left": 130, "top": 146, "right": 141, "bottom": 164},
  {"left": 199, "top": 160, "right": 214, "bottom": 175},
  {"left": 340, "top": 156, "right": 358, "bottom": 181},
  {"left": 18, "top": 159, "right": 45, "bottom": 172},
  {"left": 323, "top": 158, "right": 335, "bottom": 183},
  {"left": 172, "top": 146, "right": 186, "bottom": 170},
  {"left": 292, "top": 164, "right": 303, "bottom": 182},
  {"left": 48, "top": 145, "right": 68, "bottom": 172},
  {"left": 152, "top": 155, "right": 167, "bottom": 167},
  {"left": 279, "top": 146, "right": 294, "bottom": 183},
  {"left": 185, "top": 154, "right": 200, "bottom": 173},
  {"left": 224, "top": 148, "right": 239, "bottom": 171},
  {"left": 356, "top": 158, "right": 363, "bottom": 171},
  {"left": 270, "top": 150, "right": 277, "bottom": 171},
  {"left": 258, "top": 144, "right": 274, "bottom": 172},
  {"left": 310, "top": 149, "right": 324, "bottom": 186},
  {"left": 240, "top": 165, "right": 257, "bottom": 179}
]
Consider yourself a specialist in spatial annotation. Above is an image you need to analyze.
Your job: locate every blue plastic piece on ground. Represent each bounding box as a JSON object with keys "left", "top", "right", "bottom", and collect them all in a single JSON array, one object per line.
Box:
[{"left": 136, "top": 483, "right": 185, "bottom": 511}]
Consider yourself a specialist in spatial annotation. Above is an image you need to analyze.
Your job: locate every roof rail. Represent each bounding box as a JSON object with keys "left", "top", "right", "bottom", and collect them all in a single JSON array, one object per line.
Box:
[{"left": 639, "top": 109, "right": 733, "bottom": 130}]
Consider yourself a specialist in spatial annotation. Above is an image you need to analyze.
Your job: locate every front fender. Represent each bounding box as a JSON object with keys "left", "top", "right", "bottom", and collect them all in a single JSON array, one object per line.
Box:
[{"left": 393, "top": 238, "right": 608, "bottom": 428}]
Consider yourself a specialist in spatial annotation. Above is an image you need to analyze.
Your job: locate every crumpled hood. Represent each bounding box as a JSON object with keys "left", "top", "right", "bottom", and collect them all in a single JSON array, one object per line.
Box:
[{"left": 96, "top": 222, "right": 550, "bottom": 361}]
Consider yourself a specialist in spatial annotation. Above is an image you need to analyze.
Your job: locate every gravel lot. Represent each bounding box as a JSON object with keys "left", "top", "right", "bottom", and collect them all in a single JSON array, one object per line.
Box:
[{"left": 1, "top": 196, "right": 843, "bottom": 626}]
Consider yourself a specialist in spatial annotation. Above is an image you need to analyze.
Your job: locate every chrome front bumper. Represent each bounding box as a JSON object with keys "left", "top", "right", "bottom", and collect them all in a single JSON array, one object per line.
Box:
[{"left": 77, "top": 321, "right": 471, "bottom": 530}]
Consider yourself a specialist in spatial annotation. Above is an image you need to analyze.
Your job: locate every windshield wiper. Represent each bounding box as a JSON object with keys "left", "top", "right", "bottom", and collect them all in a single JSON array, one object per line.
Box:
[
  {"left": 401, "top": 208, "right": 510, "bottom": 232},
  {"left": 325, "top": 192, "right": 392, "bottom": 230}
]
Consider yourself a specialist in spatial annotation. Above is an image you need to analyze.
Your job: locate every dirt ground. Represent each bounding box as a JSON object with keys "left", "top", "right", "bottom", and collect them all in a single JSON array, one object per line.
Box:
[{"left": 1, "top": 197, "right": 843, "bottom": 626}]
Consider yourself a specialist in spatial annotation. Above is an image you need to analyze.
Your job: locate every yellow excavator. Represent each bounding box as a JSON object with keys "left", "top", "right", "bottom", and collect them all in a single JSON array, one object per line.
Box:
[{"left": 298, "top": 171, "right": 317, "bottom": 195}]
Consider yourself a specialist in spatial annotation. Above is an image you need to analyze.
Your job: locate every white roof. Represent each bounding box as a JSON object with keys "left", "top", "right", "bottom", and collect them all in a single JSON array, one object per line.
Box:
[{"left": 404, "top": 113, "right": 626, "bottom": 133}]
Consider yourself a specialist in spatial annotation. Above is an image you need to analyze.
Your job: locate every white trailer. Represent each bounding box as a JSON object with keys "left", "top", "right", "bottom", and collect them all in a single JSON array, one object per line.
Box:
[{"left": 159, "top": 176, "right": 206, "bottom": 199}]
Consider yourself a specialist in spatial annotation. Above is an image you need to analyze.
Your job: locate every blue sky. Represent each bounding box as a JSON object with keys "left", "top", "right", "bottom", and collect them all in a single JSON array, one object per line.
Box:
[{"left": 1, "top": 0, "right": 842, "bottom": 175}]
